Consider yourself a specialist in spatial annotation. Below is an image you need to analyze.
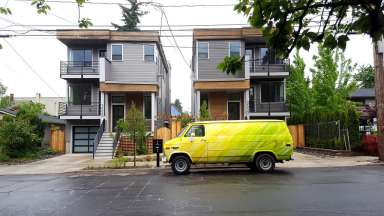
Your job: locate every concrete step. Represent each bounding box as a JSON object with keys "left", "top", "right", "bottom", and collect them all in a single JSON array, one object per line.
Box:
[{"left": 97, "top": 146, "right": 113, "bottom": 149}]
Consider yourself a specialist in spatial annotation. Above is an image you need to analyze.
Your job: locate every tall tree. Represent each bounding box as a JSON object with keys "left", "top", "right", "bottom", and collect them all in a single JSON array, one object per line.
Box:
[
  {"left": 287, "top": 52, "right": 311, "bottom": 117},
  {"left": 112, "top": 0, "right": 148, "bottom": 31},
  {"left": 235, "top": 0, "right": 384, "bottom": 160},
  {"left": 354, "top": 65, "right": 375, "bottom": 88},
  {"left": 173, "top": 99, "right": 183, "bottom": 113},
  {"left": 0, "top": 82, "right": 6, "bottom": 96}
]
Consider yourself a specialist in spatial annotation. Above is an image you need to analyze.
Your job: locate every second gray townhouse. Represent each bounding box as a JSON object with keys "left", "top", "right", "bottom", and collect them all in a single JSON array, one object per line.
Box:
[
  {"left": 191, "top": 27, "right": 290, "bottom": 120},
  {"left": 56, "top": 30, "right": 171, "bottom": 157}
]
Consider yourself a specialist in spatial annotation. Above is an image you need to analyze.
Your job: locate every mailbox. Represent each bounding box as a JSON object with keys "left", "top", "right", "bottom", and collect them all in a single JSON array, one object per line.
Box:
[{"left": 152, "top": 139, "right": 163, "bottom": 154}]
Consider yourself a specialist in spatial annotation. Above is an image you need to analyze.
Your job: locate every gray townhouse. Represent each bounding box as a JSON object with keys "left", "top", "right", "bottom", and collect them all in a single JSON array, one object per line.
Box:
[
  {"left": 191, "top": 27, "right": 290, "bottom": 120},
  {"left": 56, "top": 30, "right": 171, "bottom": 157}
]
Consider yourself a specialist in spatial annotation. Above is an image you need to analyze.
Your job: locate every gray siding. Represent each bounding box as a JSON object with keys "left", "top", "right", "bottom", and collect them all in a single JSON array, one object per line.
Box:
[
  {"left": 106, "top": 43, "right": 157, "bottom": 83},
  {"left": 197, "top": 40, "right": 245, "bottom": 80}
]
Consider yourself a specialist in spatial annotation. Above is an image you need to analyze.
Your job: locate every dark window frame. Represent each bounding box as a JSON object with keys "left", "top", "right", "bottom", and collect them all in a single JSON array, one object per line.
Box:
[{"left": 184, "top": 125, "right": 205, "bottom": 137}]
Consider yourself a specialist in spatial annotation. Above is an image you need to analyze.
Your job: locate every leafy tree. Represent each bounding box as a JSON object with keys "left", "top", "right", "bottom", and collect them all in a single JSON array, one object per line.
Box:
[
  {"left": 0, "top": 96, "right": 11, "bottom": 109},
  {"left": 0, "top": 82, "right": 6, "bottom": 96},
  {"left": 287, "top": 51, "right": 312, "bottom": 118},
  {"left": 199, "top": 101, "right": 212, "bottom": 121},
  {"left": 234, "top": 0, "right": 384, "bottom": 160},
  {"left": 217, "top": 56, "right": 243, "bottom": 75},
  {"left": 173, "top": 99, "right": 183, "bottom": 113},
  {"left": 354, "top": 65, "right": 375, "bottom": 88},
  {"left": 117, "top": 103, "right": 147, "bottom": 155},
  {"left": 112, "top": 0, "right": 148, "bottom": 31}
]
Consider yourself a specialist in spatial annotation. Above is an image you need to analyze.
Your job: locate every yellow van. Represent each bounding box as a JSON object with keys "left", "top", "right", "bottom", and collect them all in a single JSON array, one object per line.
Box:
[{"left": 163, "top": 120, "right": 293, "bottom": 175}]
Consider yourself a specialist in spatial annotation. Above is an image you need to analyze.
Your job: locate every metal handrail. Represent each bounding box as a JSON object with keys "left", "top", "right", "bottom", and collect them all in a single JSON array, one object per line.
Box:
[
  {"left": 60, "top": 61, "right": 100, "bottom": 76},
  {"left": 93, "top": 119, "right": 105, "bottom": 159},
  {"left": 112, "top": 129, "right": 121, "bottom": 159},
  {"left": 58, "top": 102, "right": 102, "bottom": 116},
  {"left": 249, "top": 99, "right": 289, "bottom": 113}
]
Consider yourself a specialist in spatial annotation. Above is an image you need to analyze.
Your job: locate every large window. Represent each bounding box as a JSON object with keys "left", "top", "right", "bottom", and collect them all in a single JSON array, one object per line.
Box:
[
  {"left": 185, "top": 125, "right": 205, "bottom": 137},
  {"left": 70, "top": 49, "right": 92, "bottom": 66},
  {"left": 261, "top": 82, "right": 284, "bottom": 103},
  {"left": 229, "top": 41, "right": 241, "bottom": 57},
  {"left": 70, "top": 85, "right": 92, "bottom": 105},
  {"left": 144, "top": 44, "right": 155, "bottom": 62},
  {"left": 197, "top": 42, "right": 209, "bottom": 59},
  {"left": 111, "top": 44, "right": 123, "bottom": 61},
  {"left": 144, "top": 94, "right": 152, "bottom": 119},
  {"left": 260, "top": 48, "right": 268, "bottom": 64}
]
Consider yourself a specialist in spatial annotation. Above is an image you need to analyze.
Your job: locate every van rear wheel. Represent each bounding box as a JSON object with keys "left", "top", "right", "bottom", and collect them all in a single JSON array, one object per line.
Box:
[
  {"left": 171, "top": 155, "right": 191, "bottom": 175},
  {"left": 255, "top": 154, "right": 275, "bottom": 173}
]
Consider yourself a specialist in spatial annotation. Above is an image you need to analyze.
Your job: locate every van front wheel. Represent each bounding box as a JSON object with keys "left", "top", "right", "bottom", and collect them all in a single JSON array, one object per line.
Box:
[
  {"left": 255, "top": 154, "right": 275, "bottom": 173},
  {"left": 171, "top": 155, "right": 191, "bottom": 175}
]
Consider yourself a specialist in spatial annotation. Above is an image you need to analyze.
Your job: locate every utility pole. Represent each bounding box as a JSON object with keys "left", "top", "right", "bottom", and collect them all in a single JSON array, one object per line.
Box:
[{"left": 373, "top": 39, "right": 384, "bottom": 160}]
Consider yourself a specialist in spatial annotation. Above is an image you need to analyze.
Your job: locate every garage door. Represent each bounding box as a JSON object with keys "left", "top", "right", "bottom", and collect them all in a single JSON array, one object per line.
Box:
[{"left": 72, "top": 126, "right": 99, "bottom": 153}]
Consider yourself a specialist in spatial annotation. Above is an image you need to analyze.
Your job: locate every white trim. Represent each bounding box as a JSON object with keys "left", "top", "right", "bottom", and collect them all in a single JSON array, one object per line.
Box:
[
  {"left": 151, "top": 92, "right": 156, "bottom": 133},
  {"left": 195, "top": 42, "right": 199, "bottom": 80},
  {"left": 110, "top": 43, "right": 123, "bottom": 61},
  {"left": 228, "top": 41, "right": 241, "bottom": 57},
  {"left": 248, "top": 112, "right": 290, "bottom": 117},
  {"left": 82, "top": 116, "right": 102, "bottom": 120},
  {"left": 227, "top": 100, "right": 241, "bottom": 120},
  {"left": 143, "top": 44, "right": 155, "bottom": 62},
  {"left": 61, "top": 74, "right": 100, "bottom": 79}
]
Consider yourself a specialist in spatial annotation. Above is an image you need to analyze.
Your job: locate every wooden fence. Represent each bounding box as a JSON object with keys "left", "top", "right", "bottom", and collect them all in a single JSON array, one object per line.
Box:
[
  {"left": 155, "top": 118, "right": 182, "bottom": 142},
  {"left": 50, "top": 127, "right": 65, "bottom": 153},
  {"left": 288, "top": 124, "right": 305, "bottom": 148}
]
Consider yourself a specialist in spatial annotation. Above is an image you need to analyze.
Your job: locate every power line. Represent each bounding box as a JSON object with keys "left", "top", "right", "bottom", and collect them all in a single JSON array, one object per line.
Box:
[
  {"left": 2, "top": 39, "right": 61, "bottom": 97},
  {"left": 14, "top": 0, "right": 236, "bottom": 8}
]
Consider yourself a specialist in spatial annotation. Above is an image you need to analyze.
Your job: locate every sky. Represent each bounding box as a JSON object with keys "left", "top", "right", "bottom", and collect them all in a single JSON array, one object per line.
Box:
[{"left": 0, "top": 0, "right": 374, "bottom": 112}]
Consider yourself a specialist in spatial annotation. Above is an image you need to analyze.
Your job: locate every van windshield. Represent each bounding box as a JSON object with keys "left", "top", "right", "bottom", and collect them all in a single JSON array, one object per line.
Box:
[{"left": 177, "top": 127, "right": 188, "bottom": 137}]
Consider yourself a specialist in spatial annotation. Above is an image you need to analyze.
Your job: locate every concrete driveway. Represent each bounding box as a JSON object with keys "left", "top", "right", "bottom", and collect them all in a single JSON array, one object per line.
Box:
[{"left": 0, "top": 154, "right": 95, "bottom": 175}]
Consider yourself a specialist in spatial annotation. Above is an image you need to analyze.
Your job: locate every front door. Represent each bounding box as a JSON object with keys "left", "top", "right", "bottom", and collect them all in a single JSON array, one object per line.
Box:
[
  {"left": 228, "top": 101, "right": 240, "bottom": 120},
  {"left": 112, "top": 105, "right": 125, "bottom": 131}
]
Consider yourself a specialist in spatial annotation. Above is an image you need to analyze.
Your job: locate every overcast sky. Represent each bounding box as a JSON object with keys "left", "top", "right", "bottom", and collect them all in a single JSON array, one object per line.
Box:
[{"left": 0, "top": 0, "right": 374, "bottom": 112}]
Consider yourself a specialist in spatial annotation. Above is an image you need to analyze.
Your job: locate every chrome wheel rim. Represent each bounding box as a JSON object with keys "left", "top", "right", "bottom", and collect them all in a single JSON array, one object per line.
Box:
[
  {"left": 259, "top": 157, "right": 272, "bottom": 171},
  {"left": 174, "top": 159, "right": 187, "bottom": 172}
]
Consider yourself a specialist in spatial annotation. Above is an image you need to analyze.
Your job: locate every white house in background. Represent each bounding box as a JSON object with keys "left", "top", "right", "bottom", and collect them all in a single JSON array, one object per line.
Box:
[{"left": 12, "top": 93, "right": 65, "bottom": 116}]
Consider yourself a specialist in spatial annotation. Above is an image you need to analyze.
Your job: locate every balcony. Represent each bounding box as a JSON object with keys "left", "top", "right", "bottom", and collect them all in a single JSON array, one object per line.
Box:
[
  {"left": 245, "top": 57, "right": 289, "bottom": 77},
  {"left": 58, "top": 102, "right": 102, "bottom": 119},
  {"left": 60, "top": 61, "right": 100, "bottom": 79},
  {"left": 248, "top": 100, "right": 290, "bottom": 117}
]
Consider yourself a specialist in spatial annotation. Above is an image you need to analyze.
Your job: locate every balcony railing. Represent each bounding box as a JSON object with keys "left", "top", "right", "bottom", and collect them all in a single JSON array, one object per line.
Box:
[
  {"left": 249, "top": 100, "right": 289, "bottom": 114},
  {"left": 58, "top": 102, "right": 102, "bottom": 116},
  {"left": 60, "top": 61, "right": 99, "bottom": 77},
  {"left": 247, "top": 58, "right": 289, "bottom": 75}
]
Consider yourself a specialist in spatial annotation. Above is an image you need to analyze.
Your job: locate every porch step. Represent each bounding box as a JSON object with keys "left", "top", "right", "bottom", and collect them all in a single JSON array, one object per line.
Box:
[{"left": 94, "top": 132, "right": 115, "bottom": 159}]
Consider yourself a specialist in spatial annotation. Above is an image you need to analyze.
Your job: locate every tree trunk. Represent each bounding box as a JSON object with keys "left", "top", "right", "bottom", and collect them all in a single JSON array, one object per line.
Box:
[{"left": 373, "top": 41, "right": 384, "bottom": 160}]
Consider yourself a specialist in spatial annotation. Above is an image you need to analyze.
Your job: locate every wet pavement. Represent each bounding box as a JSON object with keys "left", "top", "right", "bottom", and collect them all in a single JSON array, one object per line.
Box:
[{"left": 0, "top": 166, "right": 384, "bottom": 216}]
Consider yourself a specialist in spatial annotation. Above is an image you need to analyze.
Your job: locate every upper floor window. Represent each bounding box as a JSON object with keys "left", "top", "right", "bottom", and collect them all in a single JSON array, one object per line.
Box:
[
  {"left": 197, "top": 42, "right": 209, "bottom": 59},
  {"left": 70, "top": 84, "right": 92, "bottom": 105},
  {"left": 229, "top": 41, "right": 241, "bottom": 57},
  {"left": 144, "top": 44, "right": 155, "bottom": 62},
  {"left": 70, "top": 49, "right": 92, "bottom": 67},
  {"left": 261, "top": 82, "right": 284, "bottom": 103},
  {"left": 111, "top": 44, "right": 123, "bottom": 61}
]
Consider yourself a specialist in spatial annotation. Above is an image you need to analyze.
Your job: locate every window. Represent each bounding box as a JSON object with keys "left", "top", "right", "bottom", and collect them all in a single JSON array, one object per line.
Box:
[
  {"left": 144, "top": 45, "right": 155, "bottom": 62},
  {"left": 144, "top": 95, "right": 152, "bottom": 119},
  {"left": 260, "top": 48, "right": 268, "bottom": 64},
  {"left": 70, "top": 85, "right": 92, "bottom": 105},
  {"left": 229, "top": 41, "right": 241, "bottom": 57},
  {"left": 197, "top": 42, "right": 209, "bottom": 59},
  {"left": 111, "top": 96, "right": 125, "bottom": 103},
  {"left": 70, "top": 49, "right": 92, "bottom": 67},
  {"left": 185, "top": 125, "right": 205, "bottom": 137},
  {"left": 261, "top": 82, "right": 284, "bottom": 103},
  {"left": 99, "top": 50, "right": 106, "bottom": 58},
  {"left": 111, "top": 44, "right": 123, "bottom": 61}
]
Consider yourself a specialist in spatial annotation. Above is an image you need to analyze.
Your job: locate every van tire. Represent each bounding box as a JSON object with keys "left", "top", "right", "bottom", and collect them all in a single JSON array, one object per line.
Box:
[
  {"left": 246, "top": 163, "right": 256, "bottom": 171},
  {"left": 255, "top": 153, "right": 275, "bottom": 173},
  {"left": 171, "top": 155, "right": 191, "bottom": 175}
]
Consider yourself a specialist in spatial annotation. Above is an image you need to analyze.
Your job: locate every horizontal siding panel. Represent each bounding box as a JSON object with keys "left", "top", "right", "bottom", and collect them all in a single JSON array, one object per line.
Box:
[
  {"left": 106, "top": 43, "right": 157, "bottom": 83},
  {"left": 198, "top": 40, "right": 245, "bottom": 80}
]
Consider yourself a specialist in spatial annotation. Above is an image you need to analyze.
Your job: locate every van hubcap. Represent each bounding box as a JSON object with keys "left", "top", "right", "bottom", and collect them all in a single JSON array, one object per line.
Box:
[
  {"left": 259, "top": 157, "right": 272, "bottom": 170},
  {"left": 174, "top": 159, "right": 187, "bottom": 172}
]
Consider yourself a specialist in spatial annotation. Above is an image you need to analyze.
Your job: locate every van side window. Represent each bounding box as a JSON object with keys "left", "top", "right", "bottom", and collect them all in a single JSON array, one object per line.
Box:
[{"left": 185, "top": 125, "right": 205, "bottom": 137}]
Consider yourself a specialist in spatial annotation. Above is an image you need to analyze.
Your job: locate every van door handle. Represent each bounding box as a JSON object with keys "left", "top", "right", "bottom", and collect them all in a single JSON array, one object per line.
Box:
[{"left": 201, "top": 138, "right": 207, "bottom": 142}]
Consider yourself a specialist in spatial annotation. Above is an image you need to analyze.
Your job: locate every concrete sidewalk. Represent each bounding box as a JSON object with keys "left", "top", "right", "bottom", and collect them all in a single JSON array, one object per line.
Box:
[{"left": 0, "top": 152, "right": 380, "bottom": 175}]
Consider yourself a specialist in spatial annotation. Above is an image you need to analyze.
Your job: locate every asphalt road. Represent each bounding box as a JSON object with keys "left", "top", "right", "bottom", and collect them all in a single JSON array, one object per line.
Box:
[{"left": 0, "top": 166, "right": 383, "bottom": 216}]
